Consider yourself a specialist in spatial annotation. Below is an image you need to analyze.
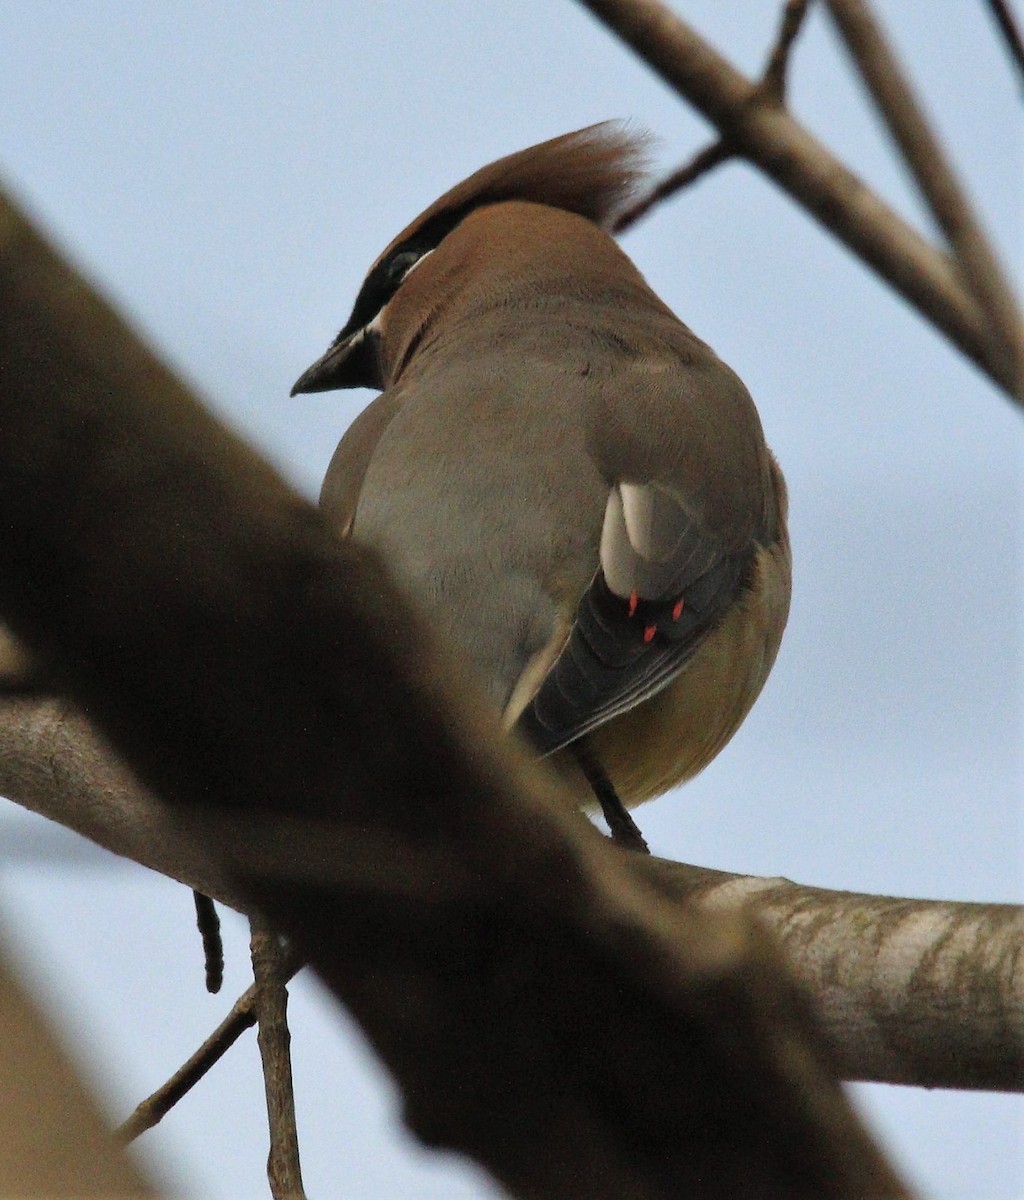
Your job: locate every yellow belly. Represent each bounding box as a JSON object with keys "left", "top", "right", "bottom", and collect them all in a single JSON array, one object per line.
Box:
[{"left": 550, "top": 538, "right": 791, "bottom": 809}]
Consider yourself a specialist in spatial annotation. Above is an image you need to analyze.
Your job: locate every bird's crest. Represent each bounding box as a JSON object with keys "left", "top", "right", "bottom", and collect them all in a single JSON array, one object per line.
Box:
[
  {"left": 385, "top": 122, "right": 650, "bottom": 254},
  {"left": 421, "top": 121, "right": 649, "bottom": 228}
]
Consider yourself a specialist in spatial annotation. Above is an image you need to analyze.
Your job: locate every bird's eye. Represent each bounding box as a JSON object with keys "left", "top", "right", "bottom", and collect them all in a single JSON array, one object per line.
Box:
[
  {"left": 385, "top": 249, "right": 422, "bottom": 284},
  {"left": 340, "top": 245, "right": 435, "bottom": 339}
]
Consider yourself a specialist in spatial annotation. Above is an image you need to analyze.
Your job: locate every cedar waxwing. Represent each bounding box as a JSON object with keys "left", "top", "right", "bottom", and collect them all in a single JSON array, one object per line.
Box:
[{"left": 292, "top": 124, "right": 790, "bottom": 851}]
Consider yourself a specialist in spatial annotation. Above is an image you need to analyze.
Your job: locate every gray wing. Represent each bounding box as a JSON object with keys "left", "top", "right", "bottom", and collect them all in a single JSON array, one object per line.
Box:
[
  {"left": 516, "top": 482, "right": 757, "bottom": 755},
  {"left": 516, "top": 321, "right": 781, "bottom": 756}
]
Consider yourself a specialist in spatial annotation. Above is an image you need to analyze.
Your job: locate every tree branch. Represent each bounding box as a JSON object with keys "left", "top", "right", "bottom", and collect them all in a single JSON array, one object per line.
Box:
[
  {"left": 614, "top": 133, "right": 734, "bottom": 232},
  {"left": 117, "top": 952, "right": 302, "bottom": 1145},
  {"left": 250, "top": 918, "right": 306, "bottom": 1200},
  {"left": 615, "top": 0, "right": 811, "bottom": 232},
  {"left": 576, "top": 0, "right": 1023, "bottom": 400},
  {"left": 825, "top": 0, "right": 1024, "bottom": 392},
  {"left": 0, "top": 183, "right": 910, "bottom": 1199},
  {"left": 4, "top": 688, "right": 1021, "bottom": 1093},
  {"left": 982, "top": 0, "right": 1024, "bottom": 87},
  {"left": 761, "top": 0, "right": 812, "bottom": 103},
  {"left": 0, "top": 696, "right": 249, "bottom": 910},
  {"left": 637, "top": 860, "right": 1024, "bottom": 1091},
  {"left": 0, "top": 938, "right": 158, "bottom": 1197}
]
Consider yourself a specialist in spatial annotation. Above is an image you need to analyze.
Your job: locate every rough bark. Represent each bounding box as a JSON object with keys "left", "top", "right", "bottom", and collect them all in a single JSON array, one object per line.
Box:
[{"left": 638, "top": 861, "right": 1024, "bottom": 1091}]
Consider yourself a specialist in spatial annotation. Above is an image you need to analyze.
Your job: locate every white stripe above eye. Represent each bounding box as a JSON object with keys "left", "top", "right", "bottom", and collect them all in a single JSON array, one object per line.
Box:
[
  {"left": 367, "top": 247, "right": 436, "bottom": 335},
  {"left": 401, "top": 245, "right": 434, "bottom": 281}
]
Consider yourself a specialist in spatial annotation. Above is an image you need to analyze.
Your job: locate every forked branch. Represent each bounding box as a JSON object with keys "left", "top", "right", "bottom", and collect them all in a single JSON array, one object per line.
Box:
[
  {"left": 117, "top": 953, "right": 302, "bottom": 1145},
  {"left": 615, "top": 0, "right": 812, "bottom": 231},
  {"left": 579, "top": 0, "right": 1024, "bottom": 400}
]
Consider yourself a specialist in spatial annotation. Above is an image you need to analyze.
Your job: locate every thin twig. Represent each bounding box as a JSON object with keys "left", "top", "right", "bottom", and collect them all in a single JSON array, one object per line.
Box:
[
  {"left": 826, "top": 0, "right": 1024, "bottom": 394},
  {"left": 761, "top": 0, "right": 813, "bottom": 102},
  {"left": 614, "top": 140, "right": 733, "bottom": 232},
  {"left": 116, "top": 951, "right": 303, "bottom": 1144},
  {"left": 577, "top": 0, "right": 1020, "bottom": 399},
  {"left": 983, "top": 0, "right": 1024, "bottom": 87},
  {"left": 250, "top": 918, "right": 306, "bottom": 1200}
]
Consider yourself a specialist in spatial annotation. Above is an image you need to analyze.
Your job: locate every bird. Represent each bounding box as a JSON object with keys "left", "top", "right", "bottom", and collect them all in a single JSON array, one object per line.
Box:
[{"left": 292, "top": 123, "right": 790, "bottom": 852}]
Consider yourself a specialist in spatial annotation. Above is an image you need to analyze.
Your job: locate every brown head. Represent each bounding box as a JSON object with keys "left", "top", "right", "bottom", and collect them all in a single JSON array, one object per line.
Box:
[{"left": 290, "top": 123, "right": 650, "bottom": 395}]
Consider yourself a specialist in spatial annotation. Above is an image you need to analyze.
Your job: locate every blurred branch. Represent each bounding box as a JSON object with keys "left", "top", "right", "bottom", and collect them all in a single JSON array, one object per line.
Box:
[
  {"left": 578, "top": 0, "right": 1024, "bottom": 401},
  {"left": 0, "top": 695, "right": 250, "bottom": 910},
  {"left": 117, "top": 951, "right": 302, "bottom": 1145},
  {"left": 983, "top": 0, "right": 1024, "bottom": 86},
  {"left": 825, "top": 0, "right": 1024, "bottom": 390},
  {"left": 0, "top": 937, "right": 158, "bottom": 1198},
  {"left": 0, "top": 181, "right": 909, "bottom": 1200},
  {"left": 762, "top": 0, "right": 813, "bottom": 101}
]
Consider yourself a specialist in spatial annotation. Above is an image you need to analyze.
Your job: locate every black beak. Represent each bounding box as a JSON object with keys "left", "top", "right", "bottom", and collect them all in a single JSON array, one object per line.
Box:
[{"left": 290, "top": 327, "right": 380, "bottom": 395}]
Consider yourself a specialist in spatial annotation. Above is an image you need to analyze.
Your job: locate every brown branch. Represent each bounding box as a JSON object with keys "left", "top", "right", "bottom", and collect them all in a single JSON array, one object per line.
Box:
[
  {"left": 637, "top": 860, "right": 1024, "bottom": 1091},
  {"left": 0, "top": 183, "right": 910, "bottom": 1199},
  {"left": 614, "top": 140, "right": 733, "bottom": 232},
  {"left": 825, "top": 0, "right": 1024, "bottom": 392},
  {"left": 615, "top": 0, "right": 810, "bottom": 232},
  {"left": 117, "top": 952, "right": 303, "bottom": 1145},
  {"left": 250, "top": 919, "right": 306, "bottom": 1200},
  {"left": 576, "top": 0, "right": 1022, "bottom": 400},
  {"left": 0, "top": 695, "right": 251, "bottom": 911},
  {"left": 117, "top": 991, "right": 256, "bottom": 1144},
  {"left": 2, "top": 690, "right": 1024, "bottom": 1092},
  {"left": 1, "top": 942, "right": 158, "bottom": 1197}
]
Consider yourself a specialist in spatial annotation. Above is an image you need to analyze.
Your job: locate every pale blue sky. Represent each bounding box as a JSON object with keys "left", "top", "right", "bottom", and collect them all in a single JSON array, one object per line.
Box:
[{"left": 0, "top": 2, "right": 1021, "bottom": 1197}]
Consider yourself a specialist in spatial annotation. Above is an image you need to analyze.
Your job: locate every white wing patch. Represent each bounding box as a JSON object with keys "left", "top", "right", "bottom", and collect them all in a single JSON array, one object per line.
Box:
[{"left": 600, "top": 482, "right": 718, "bottom": 602}]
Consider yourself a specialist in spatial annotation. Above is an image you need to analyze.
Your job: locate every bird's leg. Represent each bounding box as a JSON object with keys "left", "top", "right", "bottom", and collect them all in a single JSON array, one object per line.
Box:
[{"left": 573, "top": 739, "right": 650, "bottom": 854}]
